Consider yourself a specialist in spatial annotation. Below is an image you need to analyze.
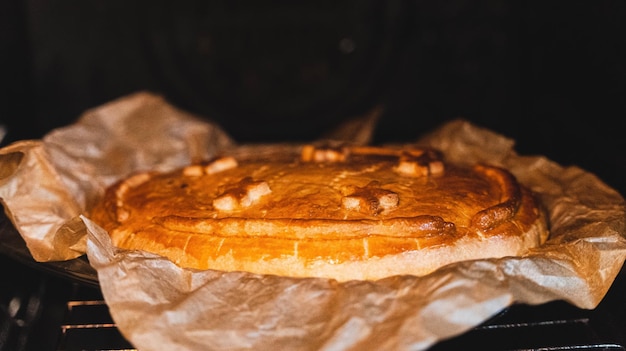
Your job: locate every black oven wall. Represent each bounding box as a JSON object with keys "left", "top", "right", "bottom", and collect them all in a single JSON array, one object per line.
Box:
[
  {"left": 2, "top": 0, "right": 407, "bottom": 143},
  {"left": 1, "top": 0, "right": 625, "bottom": 193}
]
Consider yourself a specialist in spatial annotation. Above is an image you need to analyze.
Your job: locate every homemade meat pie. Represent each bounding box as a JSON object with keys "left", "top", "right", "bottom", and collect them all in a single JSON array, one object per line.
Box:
[{"left": 89, "top": 144, "right": 549, "bottom": 281}]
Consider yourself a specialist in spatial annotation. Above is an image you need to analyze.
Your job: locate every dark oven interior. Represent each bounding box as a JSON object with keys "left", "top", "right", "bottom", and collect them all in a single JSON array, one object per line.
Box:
[{"left": 1, "top": 1, "right": 625, "bottom": 350}]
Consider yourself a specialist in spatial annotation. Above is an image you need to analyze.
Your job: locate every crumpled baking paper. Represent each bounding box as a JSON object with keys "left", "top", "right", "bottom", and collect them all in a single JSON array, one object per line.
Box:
[{"left": 1, "top": 91, "right": 625, "bottom": 350}]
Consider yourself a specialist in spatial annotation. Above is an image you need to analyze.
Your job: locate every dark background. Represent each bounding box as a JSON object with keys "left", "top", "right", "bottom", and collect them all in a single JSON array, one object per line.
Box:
[{"left": 1, "top": 0, "right": 625, "bottom": 194}]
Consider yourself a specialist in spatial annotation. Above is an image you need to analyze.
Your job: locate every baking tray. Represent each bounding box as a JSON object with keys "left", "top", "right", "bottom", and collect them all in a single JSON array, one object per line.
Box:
[{"left": 0, "top": 208, "right": 99, "bottom": 288}]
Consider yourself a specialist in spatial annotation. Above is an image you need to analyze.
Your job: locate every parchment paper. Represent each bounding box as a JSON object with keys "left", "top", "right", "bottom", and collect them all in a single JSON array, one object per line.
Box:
[{"left": 1, "top": 91, "right": 625, "bottom": 350}]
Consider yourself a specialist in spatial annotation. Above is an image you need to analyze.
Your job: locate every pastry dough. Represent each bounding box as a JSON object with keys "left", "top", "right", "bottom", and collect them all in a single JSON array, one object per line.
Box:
[{"left": 89, "top": 144, "right": 549, "bottom": 281}]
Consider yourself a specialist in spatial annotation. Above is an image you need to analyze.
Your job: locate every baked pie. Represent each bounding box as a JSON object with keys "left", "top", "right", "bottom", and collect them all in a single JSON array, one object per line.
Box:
[{"left": 89, "top": 144, "right": 549, "bottom": 281}]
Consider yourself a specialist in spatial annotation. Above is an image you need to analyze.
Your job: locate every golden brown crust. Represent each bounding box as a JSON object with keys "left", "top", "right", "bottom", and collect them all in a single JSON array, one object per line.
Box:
[{"left": 89, "top": 144, "right": 549, "bottom": 281}]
